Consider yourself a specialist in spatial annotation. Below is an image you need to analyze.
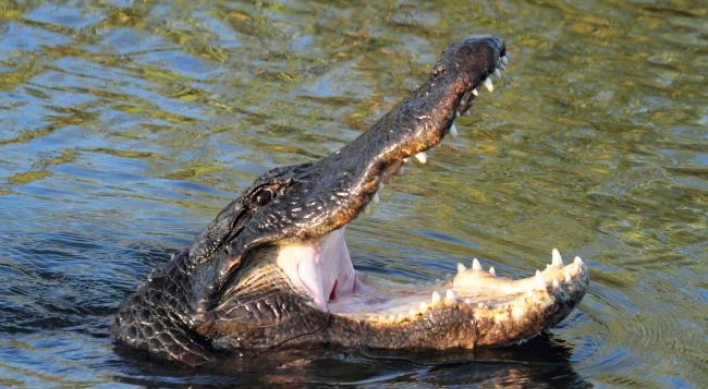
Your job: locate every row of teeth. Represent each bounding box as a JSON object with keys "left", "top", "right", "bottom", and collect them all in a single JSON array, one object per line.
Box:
[
  {"left": 441, "top": 249, "right": 583, "bottom": 303},
  {"left": 372, "top": 55, "right": 509, "bottom": 205},
  {"left": 455, "top": 248, "right": 575, "bottom": 276},
  {"left": 413, "top": 55, "right": 508, "bottom": 161},
  {"left": 374, "top": 249, "right": 584, "bottom": 323}
]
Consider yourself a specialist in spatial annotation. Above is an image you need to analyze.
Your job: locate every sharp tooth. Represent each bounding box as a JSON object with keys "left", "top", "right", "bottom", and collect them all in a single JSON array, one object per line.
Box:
[
  {"left": 431, "top": 291, "right": 442, "bottom": 304},
  {"left": 403, "top": 157, "right": 410, "bottom": 163},
  {"left": 494, "top": 68, "right": 502, "bottom": 78},
  {"left": 501, "top": 55, "right": 509, "bottom": 65},
  {"left": 564, "top": 272, "right": 572, "bottom": 284},
  {"left": 449, "top": 123, "right": 458, "bottom": 137},
  {"left": 535, "top": 270, "right": 546, "bottom": 290},
  {"left": 457, "top": 262, "right": 467, "bottom": 273},
  {"left": 445, "top": 289, "right": 457, "bottom": 301},
  {"left": 489, "top": 266, "right": 496, "bottom": 276},
  {"left": 552, "top": 248, "right": 563, "bottom": 266},
  {"left": 483, "top": 77, "right": 494, "bottom": 92},
  {"left": 552, "top": 279, "right": 560, "bottom": 289},
  {"left": 472, "top": 88, "right": 479, "bottom": 96},
  {"left": 420, "top": 302, "right": 428, "bottom": 311},
  {"left": 373, "top": 192, "right": 380, "bottom": 203},
  {"left": 498, "top": 62, "right": 506, "bottom": 71},
  {"left": 574, "top": 256, "right": 584, "bottom": 267},
  {"left": 455, "top": 111, "right": 460, "bottom": 118},
  {"left": 414, "top": 152, "right": 427, "bottom": 164},
  {"left": 472, "top": 258, "right": 483, "bottom": 271},
  {"left": 464, "top": 298, "right": 471, "bottom": 304}
]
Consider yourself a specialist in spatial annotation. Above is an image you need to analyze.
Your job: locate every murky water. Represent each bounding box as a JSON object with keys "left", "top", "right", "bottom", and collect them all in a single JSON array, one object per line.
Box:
[{"left": 1, "top": 1, "right": 706, "bottom": 388}]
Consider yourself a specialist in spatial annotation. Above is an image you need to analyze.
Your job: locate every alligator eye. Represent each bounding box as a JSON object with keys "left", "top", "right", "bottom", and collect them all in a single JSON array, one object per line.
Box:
[{"left": 255, "top": 189, "right": 274, "bottom": 206}]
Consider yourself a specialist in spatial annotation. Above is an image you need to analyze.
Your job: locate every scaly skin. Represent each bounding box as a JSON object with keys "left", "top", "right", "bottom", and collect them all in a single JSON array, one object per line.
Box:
[{"left": 112, "top": 35, "right": 589, "bottom": 366}]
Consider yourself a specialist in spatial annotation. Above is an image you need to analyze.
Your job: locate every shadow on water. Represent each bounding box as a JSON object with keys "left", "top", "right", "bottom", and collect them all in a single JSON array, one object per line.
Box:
[{"left": 111, "top": 334, "right": 591, "bottom": 388}]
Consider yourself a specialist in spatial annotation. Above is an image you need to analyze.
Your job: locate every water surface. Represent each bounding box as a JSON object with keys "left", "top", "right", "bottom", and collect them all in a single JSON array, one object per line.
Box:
[{"left": 1, "top": 1, "right": 706, "bottom": 388}]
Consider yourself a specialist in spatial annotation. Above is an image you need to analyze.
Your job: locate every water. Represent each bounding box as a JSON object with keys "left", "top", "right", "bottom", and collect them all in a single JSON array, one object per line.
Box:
[{"left": 1, "top": 1, "right": 706, "bottom": 388}]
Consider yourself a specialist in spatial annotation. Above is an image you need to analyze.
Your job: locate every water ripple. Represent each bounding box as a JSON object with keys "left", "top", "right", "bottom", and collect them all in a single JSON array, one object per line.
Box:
[{"left": 0, "top": 1, "right": 706, "bottom": 388}]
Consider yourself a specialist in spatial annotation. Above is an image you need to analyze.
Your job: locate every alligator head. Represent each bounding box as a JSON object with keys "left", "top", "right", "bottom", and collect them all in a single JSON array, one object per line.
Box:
[{"left": 113, "top": 35, "right": 589, "bottom": 366}]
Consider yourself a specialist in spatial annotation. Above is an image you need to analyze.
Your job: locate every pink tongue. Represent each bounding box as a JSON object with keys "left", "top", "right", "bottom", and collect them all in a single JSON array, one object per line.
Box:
[{"left": 296, "top": 228, "right": 355, "bottom": 309}]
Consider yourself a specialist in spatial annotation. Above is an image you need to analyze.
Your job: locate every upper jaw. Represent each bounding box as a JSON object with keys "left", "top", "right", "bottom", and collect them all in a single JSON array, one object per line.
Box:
[{"left": 298, "top": 36, "right": 509, "bottom": 237}]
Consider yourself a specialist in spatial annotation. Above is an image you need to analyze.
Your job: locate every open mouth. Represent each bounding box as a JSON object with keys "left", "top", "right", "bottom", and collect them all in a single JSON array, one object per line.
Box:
[
  {"left": 276, "top": 228, "right": 588, "bottom": 336},
  {"left": 272, "top": 52, "right": 589, "bottom": 338},
  {"left": 113, "top": 35, "right": 589, "bottom": 365}
]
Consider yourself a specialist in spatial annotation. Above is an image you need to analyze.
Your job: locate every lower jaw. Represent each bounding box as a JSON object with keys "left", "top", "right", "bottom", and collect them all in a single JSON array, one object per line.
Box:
[
  {"left": 275, "top": 230, "right": 588, "bottom": 349},
  {"left": 214, "top": 245, "right": 587, "bottom": 352},
  {"left": 320, "top": 250, "right": 588, "bottom": 349}
]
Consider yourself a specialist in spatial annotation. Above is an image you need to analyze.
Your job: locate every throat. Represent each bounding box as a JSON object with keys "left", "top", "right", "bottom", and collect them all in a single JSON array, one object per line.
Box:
[{"left": 276, "top": 228, "right": 357, "bottom": 310}]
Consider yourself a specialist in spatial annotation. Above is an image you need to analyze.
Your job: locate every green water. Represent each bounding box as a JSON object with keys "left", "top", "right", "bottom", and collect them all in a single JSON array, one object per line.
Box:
[{"left": 0, "top": 1, "right": 706, "bottom": 388}]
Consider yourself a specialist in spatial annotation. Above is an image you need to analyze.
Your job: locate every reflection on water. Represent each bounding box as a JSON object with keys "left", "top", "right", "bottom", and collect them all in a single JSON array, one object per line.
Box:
[
  {"left": 1, "top": 1, "right": 706, "bottom": 388},
  {"left": 110, "top": 335, "right": 592, "bottom": 388}
]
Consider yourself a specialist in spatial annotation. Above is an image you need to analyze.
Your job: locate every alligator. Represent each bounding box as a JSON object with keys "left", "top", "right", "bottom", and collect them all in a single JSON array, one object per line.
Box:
[{"left": 112, "top": 35, "right": 589, "bottom": 366}]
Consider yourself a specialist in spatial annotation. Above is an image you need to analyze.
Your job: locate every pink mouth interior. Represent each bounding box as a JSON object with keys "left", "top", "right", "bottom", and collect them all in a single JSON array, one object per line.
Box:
[
  {"left": 273, "top": 227, "right": 589, "bottom": 321},
  {"left": 276, "top": 228, "right": 359, "bottom": 309}
]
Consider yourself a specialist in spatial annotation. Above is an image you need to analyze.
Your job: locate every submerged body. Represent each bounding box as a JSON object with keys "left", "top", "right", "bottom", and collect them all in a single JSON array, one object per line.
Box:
[{"left": 112, "top": 35, "right": 589, "bottom": 366}]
